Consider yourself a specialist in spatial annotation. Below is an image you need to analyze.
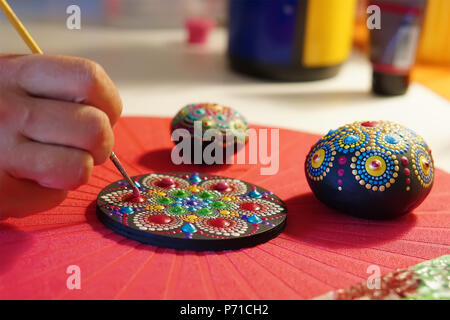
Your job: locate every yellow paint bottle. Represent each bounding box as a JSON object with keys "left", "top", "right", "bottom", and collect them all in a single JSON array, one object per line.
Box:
[{"left": 228, "top": 0, "right": 357, "bottom": 81}]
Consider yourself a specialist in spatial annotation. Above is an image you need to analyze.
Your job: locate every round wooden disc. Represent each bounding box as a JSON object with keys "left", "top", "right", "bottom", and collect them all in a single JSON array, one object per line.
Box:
[{"left": 96, "top": 172, "right": 287, "bottom": 251}]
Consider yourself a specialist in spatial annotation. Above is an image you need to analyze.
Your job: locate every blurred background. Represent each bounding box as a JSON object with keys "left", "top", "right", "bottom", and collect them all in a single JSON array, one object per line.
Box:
[{"left": 0, "top": 0, "right": 449, "bottom": 169}]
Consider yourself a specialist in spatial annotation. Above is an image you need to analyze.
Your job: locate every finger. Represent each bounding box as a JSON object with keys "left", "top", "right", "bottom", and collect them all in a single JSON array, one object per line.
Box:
[
  {"left": 0, "top": 172, "right": 67, "bottom": 220},
  {"left": 12, "top": 54, "right": 123, "bottom": 125},
  {"left": 5, "top": 139, "right": 94, "bottom": 190},
  {"left": 18, "top": 96, "right": 114, "bottom": 165}
]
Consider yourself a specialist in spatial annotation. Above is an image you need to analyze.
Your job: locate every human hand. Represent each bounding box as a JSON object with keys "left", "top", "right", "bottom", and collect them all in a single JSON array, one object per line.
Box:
[{"left": 0, "top": 54, "right": 122, "bottom": 219}]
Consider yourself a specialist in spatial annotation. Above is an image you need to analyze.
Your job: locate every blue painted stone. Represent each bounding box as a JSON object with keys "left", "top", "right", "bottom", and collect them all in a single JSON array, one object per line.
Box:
[
  {"left": 134, "top": 181, "right": 141, "bottom": 188},
  {"left": 343, "top": 134, "right": 360, "bottom": 145},
  {"left": 119, "top": 206, "right": 133, "bottom": 214},
  {"left": 247, "top": 215, "right": 262, "bottom": 223},
  {"left": 181, "top": 223, "right": 197, "bottom": 233},
  {"left": 189, "top": 206, "right": 197, "bottom": 212},
  {"left": 385, "top": 134, "right": 400, "bottom": 144},
  {"left": 248, "top": 190, "right": 262, "bottom": 198}
]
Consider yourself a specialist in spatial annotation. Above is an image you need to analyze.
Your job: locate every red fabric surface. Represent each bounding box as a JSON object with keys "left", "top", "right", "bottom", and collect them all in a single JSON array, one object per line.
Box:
[{"left": 0, "top": 116, "right": 449, "bottom": 299}]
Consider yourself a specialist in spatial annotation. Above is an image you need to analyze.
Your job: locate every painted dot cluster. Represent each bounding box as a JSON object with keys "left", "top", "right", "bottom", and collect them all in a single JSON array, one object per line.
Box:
[
  {"left": 306, "top": 121, "right": 434, "bottom": 193},
  {"left": 352, "top": 150, "right": 396, "bottom": 191},
  {"left": 411, "top": 145, "right": 434, "bottom": 187},
  {"left": 306, "top": 143, "right": 333, "bottom": 180}
]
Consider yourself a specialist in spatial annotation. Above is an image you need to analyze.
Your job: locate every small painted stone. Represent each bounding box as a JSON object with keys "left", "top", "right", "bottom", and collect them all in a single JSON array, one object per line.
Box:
[
  {"left": 171, "top": 103, "right": 249, "bottom": 164},
  {"left": 305, "top": 121, "right": 434, "bottom": 219}
]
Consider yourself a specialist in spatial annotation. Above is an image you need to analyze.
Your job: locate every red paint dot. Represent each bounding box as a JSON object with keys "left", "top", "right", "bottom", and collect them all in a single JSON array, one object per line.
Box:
[
  {"left": 406, "top": 178, "right": 411, "bottom": 185},
  {"left": 401, "top": 156, "right": 409, "bottom": 166},
  {"left": 150, "top": 215, "right": 173, "bottom": 224},
  {"left": 338, "top": 168, "right": 345, "bottom": 177},
  {"left": 208, "top": 218, "right": 231, "bottom": 228},
  {"left": 156, "top": 177, "right": 176, "bottom": 188},
  {"left": 123, "top": 194, "right": 147, "bottom": 203},
  {"left": 214, "top": 181, "right": 231, "bottom": 192},
  {"left": 338, "top": 179, "right": 343, "bottom": 186},
  {"left": 404, "top": 168, "right": 410, "bottom": 176},
  {"left": 361, "top": 121, "right": 379, "bottom": 127},
  {"left": 371, "top": 160, "right": 381, "bottom": 168},
  {"left": 338, "top": 156, "right": 347, "bottom": 165},
  {"left": 240, "top": 202, "right": 262, "bottom": 211}
]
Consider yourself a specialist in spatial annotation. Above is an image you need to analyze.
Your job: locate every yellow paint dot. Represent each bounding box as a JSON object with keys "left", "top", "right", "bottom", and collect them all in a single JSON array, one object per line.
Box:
[
  {"left": 311, "top": 148, "right": 325, "bottom": 169},
  {"left": 365, "top": 156, "right": 386, "bottom": 177},
  {"left": 220, "top": 210, "right": 230, "bottom": 215},
  {"left": 419, "top": 155, "right": 430, "bottom": 175},
  {"left": 189, "top": 186, "right": 200, "bottom": 193},
  {"left": 187, "top": 215, "right": 197, "bottom": 220},
  {"left": 156, "top": 191, "right": 166, "bottom": 196},
  {"left": 155, "top": 205, "right": 165, "bottom": 210},
  {"left": 221, "top": 196, "right": 231, "bottom": 201},
  {"left": 406, "top": 186, "right": 411, "bottom": 191}
]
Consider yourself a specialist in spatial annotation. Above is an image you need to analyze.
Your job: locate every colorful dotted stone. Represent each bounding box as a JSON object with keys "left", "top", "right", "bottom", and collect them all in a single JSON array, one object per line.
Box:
[{"left": 305, "top": 121, "right": 434, "bottom": 219}]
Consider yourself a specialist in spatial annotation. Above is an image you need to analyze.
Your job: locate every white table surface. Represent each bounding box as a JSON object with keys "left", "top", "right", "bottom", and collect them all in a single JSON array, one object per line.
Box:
[{"left": 1, "top": 23, "right": 449, "bottom": 171}]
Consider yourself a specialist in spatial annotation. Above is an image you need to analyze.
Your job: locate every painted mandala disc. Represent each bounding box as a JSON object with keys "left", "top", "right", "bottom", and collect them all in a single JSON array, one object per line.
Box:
[{"left": 96, "top": 172, "right": 287, "bottom": 250}]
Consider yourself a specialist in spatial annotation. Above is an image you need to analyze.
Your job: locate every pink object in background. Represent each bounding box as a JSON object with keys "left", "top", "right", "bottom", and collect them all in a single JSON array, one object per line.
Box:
[{"left": 185, "top": 18, "right": 216, "bottom": 44}]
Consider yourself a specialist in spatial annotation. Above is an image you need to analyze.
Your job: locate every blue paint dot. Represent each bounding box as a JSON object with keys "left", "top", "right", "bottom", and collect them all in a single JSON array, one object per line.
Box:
[
  {"left": 247, "top": 215, "right": 262, "bottom": 224},
  {"left": 181, "top": 223, "right": 197, "bottom": 233},
  {"left": 385, "top": 135, "right": 399, "bottom": 144},
  {"left": 248, "top": 190, "right": 262, "bottom": 198},
  {"left": 344, "top": 134, "right": 360, "bottom": 145},
  {"left": 190, "top": 174, "right": 202, "bottom": 184},
  {"left": 119, "top": 206, "right": 133, "bottom": 214}
]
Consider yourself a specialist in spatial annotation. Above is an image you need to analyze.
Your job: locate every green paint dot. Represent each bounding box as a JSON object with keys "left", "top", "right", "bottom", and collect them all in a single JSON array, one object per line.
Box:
[
  {"left": 197, "top": 208, "right": 213, "bottom": 216},
  {"left": 211, "top": 201, "right": 227, "bottom": 209},
  {"left": 199, "top": 192, "right": 215, "bottom": 200},
  {"left": 158, "top": 197, "right": 173, "bottom": 205},
  {"left": 169, "top": 206, "right": 187, "bottom": 215},
  {"left": 172, "top": 190, "right": 190, "bottom": 198},
  {"left": 217, "top": 114, "right": 227, "bottom": 121}
]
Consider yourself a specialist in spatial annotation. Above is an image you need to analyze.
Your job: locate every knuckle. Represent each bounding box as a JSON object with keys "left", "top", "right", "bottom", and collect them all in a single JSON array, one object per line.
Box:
[{"left": 76, "top": 58, "right": 103, "bottom": 92}]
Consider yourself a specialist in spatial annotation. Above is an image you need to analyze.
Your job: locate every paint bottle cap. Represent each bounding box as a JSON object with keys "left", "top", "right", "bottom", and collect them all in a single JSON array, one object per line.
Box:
[{"left": 372, "top": 71, "right": 410, "bottom": 96}]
